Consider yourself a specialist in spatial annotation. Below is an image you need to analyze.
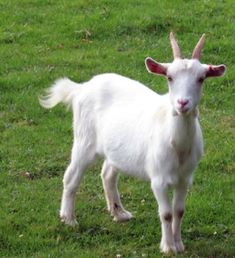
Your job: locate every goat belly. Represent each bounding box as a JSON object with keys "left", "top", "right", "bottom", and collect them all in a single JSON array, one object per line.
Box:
[{"left": 100, "top": 132, "right": 150, "bottom": 180}]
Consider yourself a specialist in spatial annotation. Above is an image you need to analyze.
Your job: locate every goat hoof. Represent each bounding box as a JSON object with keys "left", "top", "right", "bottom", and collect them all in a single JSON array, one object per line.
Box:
[
  {"left": 160, "top": 240, "right": 177, "bottom": 254},
  {"left": 60, "top": 216, "right": 78, "bottom": 227},
  {"left": 175, "top": 240, "right": 185, "bottom": 253},
  {"left": 113, "top": 210, "right": 133, "bottom": 222}
]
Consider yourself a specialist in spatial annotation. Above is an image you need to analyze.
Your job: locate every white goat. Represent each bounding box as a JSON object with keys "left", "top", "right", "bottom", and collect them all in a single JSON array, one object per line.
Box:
[{"left": 40, "top": 33, "right": 226, "bottom": 254}]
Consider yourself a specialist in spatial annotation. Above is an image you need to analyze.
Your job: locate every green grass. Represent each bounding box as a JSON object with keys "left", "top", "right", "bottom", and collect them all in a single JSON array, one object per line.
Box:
[{"left": 0, "top": 0, "right": 234, "bottom": 257}]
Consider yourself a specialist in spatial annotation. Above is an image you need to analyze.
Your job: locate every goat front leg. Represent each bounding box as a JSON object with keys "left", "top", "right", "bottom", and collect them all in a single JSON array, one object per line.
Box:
[
  {"left": 151, "top": 179, "right": 176, "bottom": 254},
  {"left": 172, "top": 184, "right": 188, "bottom": 252},
  {"left": 101, "top": 161, "right": 133, "bottom": 222}
]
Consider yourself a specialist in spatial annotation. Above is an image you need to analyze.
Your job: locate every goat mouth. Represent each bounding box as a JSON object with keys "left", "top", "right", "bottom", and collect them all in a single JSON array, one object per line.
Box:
[{"left": 176, "top": 107, "right": 190, "bottom": 116}]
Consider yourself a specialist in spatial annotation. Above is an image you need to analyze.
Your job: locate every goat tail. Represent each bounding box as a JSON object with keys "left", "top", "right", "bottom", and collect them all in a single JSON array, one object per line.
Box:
[{"left": 39, "top": 78, "right": 79, "bottom": 109}]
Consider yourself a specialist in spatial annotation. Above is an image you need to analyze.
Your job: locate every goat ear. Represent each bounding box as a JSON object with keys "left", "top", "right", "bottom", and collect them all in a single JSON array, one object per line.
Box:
[
  {"left": 206, "top": 64, "right": 226, "bottom": 78},
  {"left": 145, "top": 57, "right": 168, "bottom": 76}
]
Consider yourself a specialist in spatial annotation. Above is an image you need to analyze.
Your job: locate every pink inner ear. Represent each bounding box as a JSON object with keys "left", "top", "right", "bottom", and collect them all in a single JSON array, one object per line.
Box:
[
  {"left": 206, "top": 65, "right": 226, "bottom": 77},
  {"left": 146, "top": 58, "right": 167, "bottom": 76}
]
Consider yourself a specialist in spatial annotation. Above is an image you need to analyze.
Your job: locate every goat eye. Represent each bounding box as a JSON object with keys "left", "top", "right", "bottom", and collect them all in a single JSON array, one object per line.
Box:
[
  {"left": 198, "top": 77, "right": 205, "bottom": 84},
  {"left": 167, "top": 76, "right": 173, "bottom": 82}
]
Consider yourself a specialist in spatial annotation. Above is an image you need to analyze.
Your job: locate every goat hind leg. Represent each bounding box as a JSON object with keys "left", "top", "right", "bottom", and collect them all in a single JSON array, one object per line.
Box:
[
  {"left": 101, "top": 161, "right": 133, "bottom": 222},
  {"left": 60, "top": 142, "right": 95, "bottom": 226}
]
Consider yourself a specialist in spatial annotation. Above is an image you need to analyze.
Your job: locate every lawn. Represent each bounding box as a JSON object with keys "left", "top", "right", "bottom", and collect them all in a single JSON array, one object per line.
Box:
[{"left": 0, "top": 0, "right": 234, "bottom": 257}]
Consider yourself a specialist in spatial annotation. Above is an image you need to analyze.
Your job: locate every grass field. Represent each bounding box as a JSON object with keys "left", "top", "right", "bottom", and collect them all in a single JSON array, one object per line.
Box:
[{"left": 0, "top": 0, "right": 234, "bottom": 257}]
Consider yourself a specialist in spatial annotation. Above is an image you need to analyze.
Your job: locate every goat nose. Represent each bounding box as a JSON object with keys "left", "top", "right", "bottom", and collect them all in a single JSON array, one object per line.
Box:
[{"left": 177, "top": 99, "right": 189, "bottom": 107}]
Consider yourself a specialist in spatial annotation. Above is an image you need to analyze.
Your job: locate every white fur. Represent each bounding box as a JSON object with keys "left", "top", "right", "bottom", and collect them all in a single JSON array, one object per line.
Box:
[{"left": 40, "top": 46, "right": 225, "bottom": 254}]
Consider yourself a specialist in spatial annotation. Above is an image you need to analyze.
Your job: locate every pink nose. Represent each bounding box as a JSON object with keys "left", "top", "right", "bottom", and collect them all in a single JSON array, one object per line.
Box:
[{"left": 177, "top": 99, "right": 189, "bottom": 107}]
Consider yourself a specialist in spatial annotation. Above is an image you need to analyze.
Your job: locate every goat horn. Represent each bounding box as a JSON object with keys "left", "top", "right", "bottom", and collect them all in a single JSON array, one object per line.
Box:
[
  {"left": 192, "top": 34, "right": 206, "bottom": 59},
  {"left": 170, "top": 32, "right": 181, "bottom": 59}
]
